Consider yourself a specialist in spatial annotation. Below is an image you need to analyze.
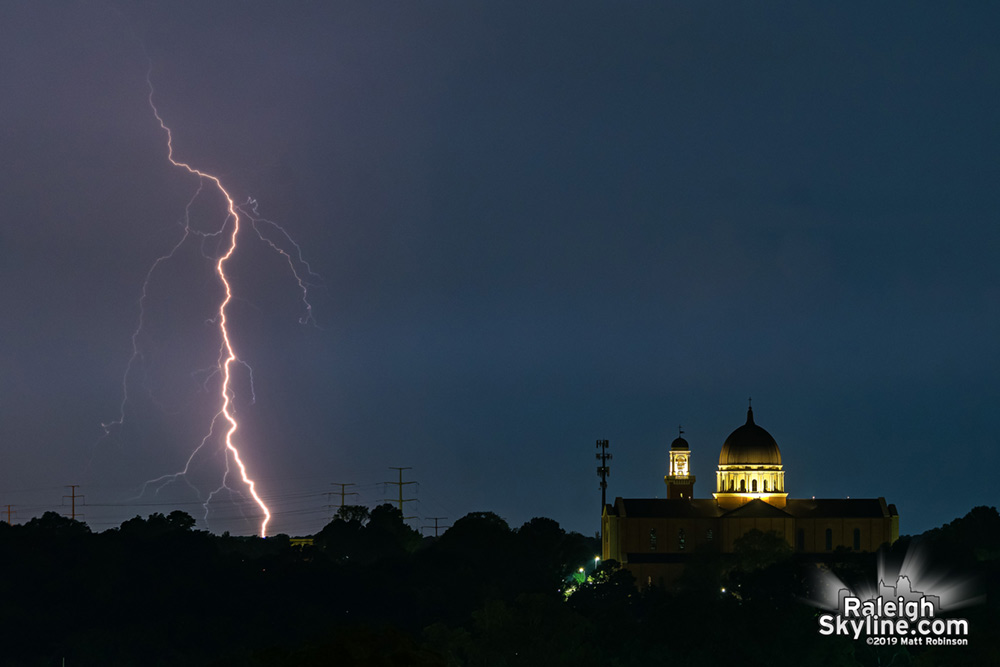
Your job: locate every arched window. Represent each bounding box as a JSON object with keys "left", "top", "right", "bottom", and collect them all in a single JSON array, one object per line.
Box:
[
  {"left": 739, "top": 479, "right": 746, "bottom": 492},
  {"left": 825, "top": 528, "right": 833, "bottom": 551},
  {"left": 763, "top": 479, "right": 769, "bottom": 492},
  {"left": 853, "top": 528, "right": 861, "bottom": 551},
  {"left": 751, "top": 479, "right": 758, "bottom": 493},
  {"left": 649, "top": 528, "right": 657, "bottom": 551}
]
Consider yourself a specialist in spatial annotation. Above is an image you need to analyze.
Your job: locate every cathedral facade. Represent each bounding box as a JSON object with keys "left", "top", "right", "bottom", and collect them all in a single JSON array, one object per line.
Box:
[{"left": 601, "top": 407, "right": 899, "bottom": 587}]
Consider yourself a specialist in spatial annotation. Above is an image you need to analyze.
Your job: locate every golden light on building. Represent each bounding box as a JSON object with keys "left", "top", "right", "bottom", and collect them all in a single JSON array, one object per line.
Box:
[{"left": 602, "top": 404, "right": 899, "bottom": 588}]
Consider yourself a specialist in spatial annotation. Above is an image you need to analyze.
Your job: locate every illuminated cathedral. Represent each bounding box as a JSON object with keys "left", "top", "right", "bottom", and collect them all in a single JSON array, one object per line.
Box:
[{"left": 601, "top": 406, "right": 899, "bottom": 587}]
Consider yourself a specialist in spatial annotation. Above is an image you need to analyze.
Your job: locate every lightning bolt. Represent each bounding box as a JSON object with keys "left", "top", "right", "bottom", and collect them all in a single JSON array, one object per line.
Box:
[{"left": 103, "top": 67, "right": 319, "bottom": 537}]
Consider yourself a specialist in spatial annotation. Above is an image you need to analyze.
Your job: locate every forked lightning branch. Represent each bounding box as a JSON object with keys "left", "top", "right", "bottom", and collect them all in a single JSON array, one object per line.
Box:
[{"left": 104, "top": 66, "right": 318, "bottom": 537}]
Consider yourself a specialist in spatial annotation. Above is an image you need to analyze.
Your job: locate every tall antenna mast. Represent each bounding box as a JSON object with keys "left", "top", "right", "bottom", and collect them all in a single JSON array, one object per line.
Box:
[{"left": 596, "top": 439, "right": 611, "bottom": 510}]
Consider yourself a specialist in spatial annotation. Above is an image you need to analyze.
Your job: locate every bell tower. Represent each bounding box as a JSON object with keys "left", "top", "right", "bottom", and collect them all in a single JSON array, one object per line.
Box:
[{"left": 665, "top": 427, "right": 696, "bottom": 499}]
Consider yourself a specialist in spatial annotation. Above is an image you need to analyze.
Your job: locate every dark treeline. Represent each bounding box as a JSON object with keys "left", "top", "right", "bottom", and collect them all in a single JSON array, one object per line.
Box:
[{"left": 0, "top": 505, "right": 997, "bottom": 666}]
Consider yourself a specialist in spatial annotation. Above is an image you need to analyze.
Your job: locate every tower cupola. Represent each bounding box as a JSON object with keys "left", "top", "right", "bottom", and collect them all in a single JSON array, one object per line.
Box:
[{"left": 665, "top": 426, "right": 696, "bottom": 499}]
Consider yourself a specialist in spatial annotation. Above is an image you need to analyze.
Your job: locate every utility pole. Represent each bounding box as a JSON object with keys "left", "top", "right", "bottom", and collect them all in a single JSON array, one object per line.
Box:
[
  {"left": 596, "top": 440, "right": 611, "bottom": 510},
  {"left": 2, "top": 505, "right": 13, "bottom": 525},
  {"left": 385, "top": 466, "right": 417, "bottom": 521},
  {"left": 328, "top": 482, "right": 359, "bottom": 517},
  {"left": 63, "top": 485, "right": 84, "bottom": 521},
  {"left": 422, "top": 516, "right": 449, "bottom": 537}
]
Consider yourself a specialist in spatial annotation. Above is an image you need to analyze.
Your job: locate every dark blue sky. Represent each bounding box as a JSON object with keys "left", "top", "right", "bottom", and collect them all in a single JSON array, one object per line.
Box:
[{"left": 1, "top": 2, "right": 997, "bottom": 537}]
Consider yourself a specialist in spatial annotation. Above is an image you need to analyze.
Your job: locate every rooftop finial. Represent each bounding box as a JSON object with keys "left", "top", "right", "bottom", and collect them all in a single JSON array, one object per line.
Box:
[
  {"left": 678, "top": 424, "right": 684, "bottom": 437},
  {"left": 747, "top": 397, "right": 755, "bottom": 424}
]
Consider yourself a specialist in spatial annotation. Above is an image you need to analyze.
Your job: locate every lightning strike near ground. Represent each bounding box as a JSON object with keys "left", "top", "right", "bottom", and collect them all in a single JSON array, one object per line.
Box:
[{"left": 102, "top": 70, "right": 320, "bottom": 537}]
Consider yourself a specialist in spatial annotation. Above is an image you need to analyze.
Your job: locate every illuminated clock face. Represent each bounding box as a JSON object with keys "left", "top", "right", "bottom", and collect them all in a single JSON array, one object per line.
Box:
[{"left": 674, "top": 454, "right": 688, "bottom": 475}]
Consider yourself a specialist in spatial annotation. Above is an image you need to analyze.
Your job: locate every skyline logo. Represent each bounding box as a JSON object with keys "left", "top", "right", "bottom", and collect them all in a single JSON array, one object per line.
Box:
[{"left": 808, "top": 540, "right": 982, "bottom": 646}]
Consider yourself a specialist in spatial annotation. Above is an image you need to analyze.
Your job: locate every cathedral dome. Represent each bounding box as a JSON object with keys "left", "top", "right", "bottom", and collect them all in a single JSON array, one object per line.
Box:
[{"left": 719, "top": 407, "right": 782, "bottom": 465}]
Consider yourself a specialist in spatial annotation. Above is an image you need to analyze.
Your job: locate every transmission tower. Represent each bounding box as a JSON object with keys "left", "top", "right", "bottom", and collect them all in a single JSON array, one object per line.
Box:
[
  {"left": 328, "top": 482, "right": 359, "bottom": 518},
  {"left": 422, "top": 516, "right": 449, "bottom": 537},
  {"left": 385, "top": 466, "right": 417, "bottom": 521},
  {"left": 63, "top": 485, "right": 84, "bottom": 521},
  {"left": 596, "top": 440, "right": 611, "bottom": 510}
]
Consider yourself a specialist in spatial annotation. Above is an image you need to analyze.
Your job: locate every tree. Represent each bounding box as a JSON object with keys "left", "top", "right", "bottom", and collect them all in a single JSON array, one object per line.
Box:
[
  {"left": 515, "top": 518, "right": 600, "bottom": 593},
  {"left": 924, "top": 505, "right": 1000, "bottom": 563},
  {"left": 119, "top": 511, "right": 199, "bottom": 538},
  {"left": 23, "top": 511, "right": 91, "bottom": 536},
  {"left": 366, "top": 503, "right": 422, "bottom": 555},
  {"left": 439, "top": 511, "right": 511, "bottom": 551},
  {"left": 336, "top": 504, "right": 371, "bottom": 525},
  {"left": 315, "top": 503, "right": 420, "bottom": 561},
  {"left": 731, "top": 528, "right": 793, "bottom": 572},
  {"left": 167, "top": 509, "right": 196, "bottom": 531},
  {"left": 565, "top": 560, "right": 636, "bottom": 623}
]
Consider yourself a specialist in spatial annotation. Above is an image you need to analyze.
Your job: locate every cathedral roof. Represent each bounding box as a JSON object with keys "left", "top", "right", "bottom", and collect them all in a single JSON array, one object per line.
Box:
[
  {"left": 719, "top": 407, "right": 782, "bottom": 465},
  {"left": 606, "top": 497, "right": 894, "bottom": 520},
  {"left": 721, "top": 498, "right": 792, "bottom": 518},
  {"left": 783, "top": 498, "right": 893, "bottom": 519},
  {"left": 607, "top": 498, "right": 723, "bottom": 518}
]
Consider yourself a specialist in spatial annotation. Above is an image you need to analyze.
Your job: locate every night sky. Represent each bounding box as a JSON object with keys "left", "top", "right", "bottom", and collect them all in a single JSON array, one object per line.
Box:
[{"left": 1, "top": 2, "right": 997, "bottom": 537}]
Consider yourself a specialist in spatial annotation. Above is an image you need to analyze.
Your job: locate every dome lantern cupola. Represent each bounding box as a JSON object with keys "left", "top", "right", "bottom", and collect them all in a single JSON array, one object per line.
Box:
[
  {"left": 713, "top": 404, "right": 787, "bottom": 509},
  {"left": 718, "top": 406, "right": 782, "bottom": 466}
]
